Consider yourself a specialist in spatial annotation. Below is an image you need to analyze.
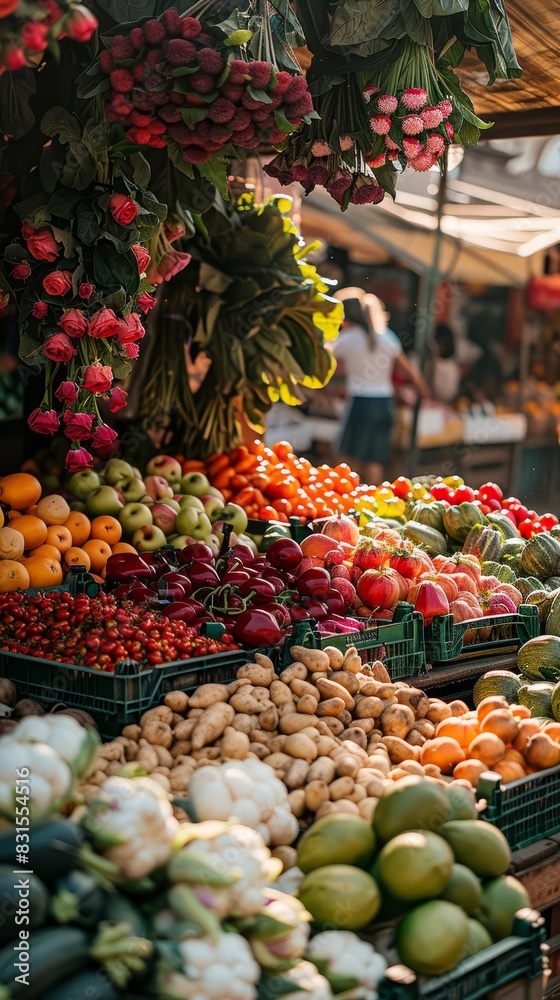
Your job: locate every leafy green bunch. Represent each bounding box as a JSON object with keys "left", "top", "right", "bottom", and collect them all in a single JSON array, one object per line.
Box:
[{"left": 136, "top": 193, "right": 343, "bottom": 456}]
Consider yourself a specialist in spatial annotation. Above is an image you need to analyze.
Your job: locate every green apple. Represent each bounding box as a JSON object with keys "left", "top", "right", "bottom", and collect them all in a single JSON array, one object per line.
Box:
[
  {"left": 132, "top": 524, "right": 167, "bottom": 552},
  {"left": 70, "top": 500, "right": 87, "bottom": 513},
  {"left": 207, "top": 486, "right": 225, "bottom": 502},
  {"left": 151, "top": 503, "right": 177, "bottom": 535},
  {"left": 119, "top": 502, "right": 153, "bottom": 536},
  {"left": 168, "top": 535, "right": 190, "bottom": 549},
  {"left": 68, "top": 469, "right": 101, "bottom": 500},
  {"left": 220, "top": 502, "right": 248, "bottom": 535},
  {"left": 104, "top": 458, "right": 134, "bottom": 486},
  {"left": 180, "top": 472, "right": 211, "bottom": 497},
  {"left": 145, "top": 455, "right": 183, "bottom": 483},
  {"left": 166, "top": 499, "right": 181, "bottom": 513},
  {"left": 200, "top": 495, "right": 224, "bottom": 523},
  {"left": 205, "top": 534, "right": 222, "bottom": 557},
  {"left": 85, "top": 485, "right": 124, "bottom": 518},
  {"left": 113, "top": 475, "right": 146, "bottom": 503},
  {"left": 138, "top": 495, "right": 154, "bottom": 506},
  {"left": 238, "top": 532, "right": 258, "bottom": 555},
  {"left": 212, "top": 521, "right": 239, "bottom": 548},
  {"left": 175, "top": 506, "right": 212, "bottom": 539},
  {"left": 178, "top": 495, "right": 204, "bottom": 511},
  {"left": 144, "top": 475, "right": 174, "bottom": 500}
]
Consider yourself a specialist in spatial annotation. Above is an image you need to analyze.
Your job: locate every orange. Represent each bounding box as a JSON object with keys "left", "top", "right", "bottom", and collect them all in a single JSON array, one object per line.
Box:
[
  {"left": 468, "top": 733, "right": 506, "bottom": 769},
  {"left": 64, "top": 547, "right": 91, "bottom": 571},
  {"left": 89, "top": 515, "right": 122, "bottom": 546},
  {"left": 6, "top": 510, "right": 19, "bottom": 521},
  {"left": 24, "top": 504, "right": 38, "bottom": 516},
  {"left": 82, "top": 539, "right": 112, "bottom": 572},
  {"left": 479, "top": 709, "right": 519, "bottom": 744},
  {"left": 0, "top": 526, "right": 25, "bottom": 561},
  {"left": 476, "top": 696, "right": 509, "bottom": 723},
  {"left": 452, "top": 759, "right": 488, "bottom": 786},
  {"left": 45, "top": 525, "right": 73, "bottom": 553},
  {"left": 0, "top": 560, "right": 30, "bottom": 592},
  {"left": 420, "top": 736, "right": 465, "bottom": 774},
  {"left": 492, "top": 760, "right": 526, "bottom": 783},
  {"left": 513, "top": 719, "right": 542, "bottom": 752},
  {"left": 14, "top": 515, "right": 48, "bottom": 551},
  {"left": 36, "top": 495, "right": 70, "bottom": 525},
  {"left": 28, "top": 544, "right": 62, "bottom": 562},
  {"left": 24, "top": 556, "right": 63, "bottom": 588},
  {"left": 0, "top": 473, "right": 41, "bottom": 510},
  {"left": 435, "top": 718, "right": 479, "bottom": 749},
  {"left": 111, "top": 542, "right": 137, "bottom": 555},
  {"left": 63, "top": 511, "right": 91, "bottom": 547}
]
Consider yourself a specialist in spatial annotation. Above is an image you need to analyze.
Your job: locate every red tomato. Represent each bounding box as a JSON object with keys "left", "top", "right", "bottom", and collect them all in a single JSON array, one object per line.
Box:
[
  {"left": 478, "top": 482, "right": 503, "bottom": 503},
  {"left": 526, "top": 510, "right": 538, "bottom": 521},
  {"left": 392, "top": 476, "right": 412, "bottom": 499},
  {"left": 430, "top": 483, "right": 454, "bottom": 502},
  {"left": 500, "top": 509, "right": 518, "bottom": 526},
  {"left": 478, "top": 503, "right": 492, "bottom": 515},
  {"left": 539, "top": 512, "right": 559, "bottom": 530},
  {"left": 531, "top": 520, "right": 545, "bottom": 534},
  {"left": 454, "top": 485, "right": 475, "bottom": 503},
  {"left": 518, "top": 518, "right": 536, "bottom": 539},
  {"left": 501, "top": 497, "right": 519, "bottom": 509},
  {"left": 486, "top": 498, "right": 502, "bottom": 511},
  {"left": 510, "top": 503, "right": 529, "bottom": 523}
]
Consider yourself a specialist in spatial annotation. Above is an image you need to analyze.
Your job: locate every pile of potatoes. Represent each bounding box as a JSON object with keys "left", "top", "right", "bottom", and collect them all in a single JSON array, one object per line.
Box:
[
  {"left": 0, "top": 678, "right": 98, "bottom": 735},
  {"left": 87, "top": 645, "right": 466, "bottom": 825}
]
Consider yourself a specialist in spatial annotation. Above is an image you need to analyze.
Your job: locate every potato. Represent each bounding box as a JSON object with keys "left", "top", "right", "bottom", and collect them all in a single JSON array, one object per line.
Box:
[
  {"left": 280, "top": 713, "right": 319, "bottom": 735},
  {"left": 0, "top": 679, "right": 17, "bottom": 708},
  {"left": 291, "top": 678, "right": 320, "bottom": 700},
  {"left": 367, "top": 753, "right": 391, "bottom": 775},
  {"left": 289, "top": 646, "right": 330, "bottom": 672},
  {"left": 252, "top": 687, "right": 272, "bottom": 706},
  {"left": 316, "top": 697, "right": 345, "bottom": 718},
  {"left": 191, "top": 703, "right": 235, "bottom": 750},
  {"left": 227, "top": 678, "right": 252, "bottom": 695},
  {"left": 170, "top": 740, "right": 192, "bottom": 758},
  {"left": 192, "top": 747, "right": 222, "bottom": 761},
  {"left": 338, "top": 709, "right": 353, "bottom": 727},
  {"left": 284, "top": 758, "right": 310, "bottom": 789},
  {"left": 354, "top": 696, "right": 384, "bottom": 719},
  {"left": 339, "top": 728, "right": 368, "bottom": 751},
  {"left": 351, "top": 719, "right": 376, "bottom": 734},
  {"left": 396, "top": 687, "right": 430, "bottom": 718},
  {"left": 231, "top": 713, "right": 259, "bottom": 735},
  {"left": 221, "top": 727, "right": 250, "bottom": 760},
  {"left": 264, "top": 752, "right": 292, "bottom": 770},
  {"left": 249, "top": 743, "right": 270, "bottom": 760},
  {"left": 305, "top": 780, "right": 330, "bottom": 812},
  {"left": 229, "top": 690, "right": 262, "bottom": 714},
  {"left": 406, "top": 729, "right": 426, "bottom": 747},
  {"left": 287, "top": 789, "right": 306, "bottom": 817},
  {"left": 122, "top": 724, "right": 141, "bottom": 741},
  {"left": 375, "top": 683, "right": 397, "bottom": 700},
  {"left": 349, "top": 784, "right": 367, "bottom": 803},
  {"left": 319, "top": 717, "right": 345, "bottom": 736},
  {"left": 411, "top": 719, "right": 435, "bottom": 739},
  {"left": 333, "top": 670, "right": 360, "bottom": 696},
  {"left": 335, "top": 755, "right": 361, "bottom": 778},
  {"left": 315, "top": 802, "right": 338, "bottom": 819},
  {"left": 163, "top": 691, "right": 190, "bottom": 713},
  {"left": 380, "top": 704, "right": 415, "bottom": 739},
  {"left": 297, "top": 694, "right": 319, "bottom": 715},
  {"left": 381, "top": 736, "right": 420, "bottom": 764},
  {"left": 270, "top": 680, "right": 293, "bottom": 706},
  {"left": 238, "top": 662, "right": 274, "bottom": 687},
  {"left": 329, "top": 775, "right": 355, "bottom": 800},
  {"left": 135, "top": 739, "right": 158, "bottom": 770},
  {"left": 280, "top": 663, "right": 308, "bottom": 683},
  {"left": 399, "top": 759, "right": 425, "bottom": 776},
  {"left": 323, "top": 645, "right": 344, "bottom": 669},
  {"left": 278, "top": 701, "right": 298, "bottom": 718},
  {"left": 154, "top": 745, "right": 173, "bottom": 768},
  {"left": 367, "top": 731, "right": 383, "bottom": 747},
  {"left": 271, "top": 845, "right": 298, "bottom": 871},
  {"left": 308, "top": 756, "right": 336, "bottom": 784},
  {"left": 426, "top": 700, "right": 453, "bottom": 724},
  {"left": 251, "top": 730, "right": 273, "bottom": 746},
  {"left": 342, "top": 652, "right": 362, "bottom": 675},
  {"left": 358, "top": 798, "right": 378, "bottom": 822},
  {"left": 267, "top": 735, "right": 286, "bottom": 754},
  {"left": 356, "top": 676, "right": 380, "bottom": 697},
  {"left": 187, "top": 708, "right": 204, "bottom": 719},
  {"left": 315, "top": 735, "right": 339, "bottom": 756},
  {"left": 259, "top": 705, "right": 279, "bottom": 731},
  {"left": 316, "top": 677, "right": 355, "bottom": 710},
  {"left": 173, "top": 718, "right": 197, "bottom": 740},
  {"left": 169, "top": 765, "right": 194, "bottom": 792},
  {"left": 140, "top": 705, "right": 173, "bottom": 727},
  {"left": 364, "top": 775, "right": 385, "bottom": 798},
  {"left": 284, "top": 733, "right": 318, "bottom": 762}
]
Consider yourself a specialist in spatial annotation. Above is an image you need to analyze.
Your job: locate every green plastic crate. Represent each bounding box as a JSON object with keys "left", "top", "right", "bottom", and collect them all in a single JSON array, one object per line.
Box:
[
  {"left": 281, "top": 602, "right": 426, "bottom": 682},
  {"left": 0, "top": 646, "right": 249, "bottom": 738},
  {"left": 378, "top": 911, "right": 546, "bottom": 1000},
  {"left": 478, "top": 764, "right": 560, "bottom": 852},
  {"left": 27, "top": 565, "right": 100, "bottom": 598},
  {"left": 424, "top": 604, "right": 540, "bottom": 666}
]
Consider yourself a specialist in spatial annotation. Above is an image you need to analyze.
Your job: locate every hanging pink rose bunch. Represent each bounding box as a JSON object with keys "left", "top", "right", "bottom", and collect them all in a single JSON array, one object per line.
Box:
[
  {"left": 0, "top": 0, "right": 97, "bottom": 75},
  {"left": 98, "top": 8, "right": 314, "bottom": 166},
  {"left": 365, "top": 86, "right": 454, "bottom": 172}
]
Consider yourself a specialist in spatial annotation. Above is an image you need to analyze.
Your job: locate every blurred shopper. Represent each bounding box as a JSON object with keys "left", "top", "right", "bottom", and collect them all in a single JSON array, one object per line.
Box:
[
  {"left": 431, "top": 323, "right": 461, "bottom": 403},
  {"left": 333, "top": 287, "right": 430, "bottom": 485}
]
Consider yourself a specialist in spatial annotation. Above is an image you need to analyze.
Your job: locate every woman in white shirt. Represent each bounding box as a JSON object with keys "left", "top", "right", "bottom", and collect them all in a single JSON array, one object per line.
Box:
[{"left": 333, "top": 287, "right": 429, "bottom": 486}]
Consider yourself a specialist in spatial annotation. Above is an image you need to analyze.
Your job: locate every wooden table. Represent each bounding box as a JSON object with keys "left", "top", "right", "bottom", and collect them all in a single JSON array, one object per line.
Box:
[{"left": 412, "top": 651, "right": 519, "bottom": 701}]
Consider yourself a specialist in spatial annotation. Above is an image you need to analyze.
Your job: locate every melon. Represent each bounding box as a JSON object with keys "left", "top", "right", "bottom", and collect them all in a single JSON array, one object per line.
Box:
[
  {"left": 376, "top": 830, "right": 453, "bottom": 902},
  {"left": 297, "top": 865, "right": 381, "bottom": 930},
  {"left": 296, "top": 815, "right": 376, "bottom": 873},
  {"left": 396, "top": 900, "right": 468, "bottom": 976},
  {"left": 373, "top": 775, "right": 449, "bottom": 842},
  {"left": 518, "top": 635, "right": 560, "bottom": 682},
  {"left": 445, "top": 783, "right": 478, "bottom": 822},
  {"left": 473, "top": 876, "right": 530, "bottom": 942},
  {"left": 464, "top": 919, "right": 493, "bottom": 958},
  {"left": 473, "top": 671, "right": 521, "bottom": 707},
  {"left": 439, "top": 820, "right": 510, "bottom": 878},
  {"left": 440, "top": 863, "right": 482, "bottom": 915}
]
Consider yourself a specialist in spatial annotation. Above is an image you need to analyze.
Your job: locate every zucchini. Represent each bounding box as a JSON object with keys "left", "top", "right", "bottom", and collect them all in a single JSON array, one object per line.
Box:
[
  {"left": 51, "top": 870, "right": 107, "bottom": 929},
  {"left": 104, "top": 893, "right": 147, "bottom": 937},
  {"left": 402, "top": 521, "right": 447, "bottom": 555},
  {"left": 0, "top": 821, "right": 84, "bottom": 887},
  {"left": 0, "top": 868, "right": 50, "bottom": 946},
  {"left": 41, "top": 969, "right": 119, "bottom": 1000},
  {"left": 0, "top": 925, "right": 90, "bottom": 999}
]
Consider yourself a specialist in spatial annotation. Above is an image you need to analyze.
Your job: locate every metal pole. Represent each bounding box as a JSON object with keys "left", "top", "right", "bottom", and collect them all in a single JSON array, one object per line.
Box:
[{"left": 406, "top": 157, "right": 448, "bottom": 478}]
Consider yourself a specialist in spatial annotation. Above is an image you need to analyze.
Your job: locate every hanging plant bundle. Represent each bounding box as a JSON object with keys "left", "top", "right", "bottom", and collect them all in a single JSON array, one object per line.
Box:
[
  {"left": 136, "top": 194, "right": 343, "bottom": 457},
  {"left": 0, "top": 0, "right": 97, "bottom": 75},
  {"left": 95, "top": 8, "right": 315, "bottom": 170}
]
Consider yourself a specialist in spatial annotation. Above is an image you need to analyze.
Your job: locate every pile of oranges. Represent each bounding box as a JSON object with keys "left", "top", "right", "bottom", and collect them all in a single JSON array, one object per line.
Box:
[
  {"left": 0, "top": 473, "right": 135, "bottom": 593},
  {"left": 181, "top": 440, "right": 363, "bottom": 522}
]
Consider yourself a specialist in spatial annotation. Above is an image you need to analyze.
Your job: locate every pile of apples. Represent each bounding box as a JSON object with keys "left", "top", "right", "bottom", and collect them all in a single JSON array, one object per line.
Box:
[{"left": 67, "top": 454, "right": 255, "bottom": 556}]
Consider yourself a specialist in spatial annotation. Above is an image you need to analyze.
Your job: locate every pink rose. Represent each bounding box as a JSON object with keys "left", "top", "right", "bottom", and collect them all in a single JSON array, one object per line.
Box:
[
  {"left": 124, "top": 343, "right": 139, "bottom": 359},
  {"left": 63, "top": 4, "right": 98, "bottom": 42},
  {"left": 117, "top": 312, "right": 145, "bottom": 344},
  {"left": 78, "top": 282, "right": 94, "bottom": 300},
  {"left": 83, "top": 363, "right": 113, "bottom": 394},
  {"left": 131, "top": 243, "right": 151, "bottom": 274},
  {"left": 154, "top": 249, "right": 191, "bottom": 283},
  {"left": 65, "top": 446, "right": 94, "bottom": 472},
  {"left": 55, "top": 381, "right": 79, "bottom": 404},
  {"left": 27, "top": 229, "right": 59, "bottom": 262},
  {"left": 91, "top": 423, "right": 118, "bottom": 450},
  {"left": 11, "top": 263, "right": 31, "bottom": 280},
  {"left": 28, "top": 408, "right": 59, "bottom": 435},
  {"left": 59, "top": 308, "right": 88, "bottom": 338},
  {"left": 137, "top": 291, "right": 157, "bottom": 314},
  {"left": 21, "top": 222, "right": 34, "bottom": 239},
  {"left": 109, "top": 193, "right": 138, "bottom": 226},
  {"left": 32, "top": 301, "right": 48, "bottom": 319},
  {"left": 63, "top": 410, "right": 94, "bottom": 441},
  {"left": 88, "top": 307, "right": 121, "bottom": 339},
  {"left": 20, "top": 20, "right": 48, "bottom": 52},
  {"left": 43, "top": 333, "right": 76, "bottom": 362},
  {"left": 6, "top": 48, "right": 26, "bottom": 71},
  {"left": 164, "top": 219, "right": 187, "bottom": 243},
  {"left": 107, "top": 387, "right": 128, "bottom": 413},
  {"left": 43, "top": 270, "right": 73, "bottom": 296}
]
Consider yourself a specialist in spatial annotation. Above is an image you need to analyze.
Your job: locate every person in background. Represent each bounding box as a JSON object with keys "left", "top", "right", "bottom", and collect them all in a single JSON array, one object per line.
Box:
[
  {"left": 431, "top": 323, "right": 461, "bottom": 404},
  {"left": 332, "top": 287, "right": 430, "bottom": 486}
]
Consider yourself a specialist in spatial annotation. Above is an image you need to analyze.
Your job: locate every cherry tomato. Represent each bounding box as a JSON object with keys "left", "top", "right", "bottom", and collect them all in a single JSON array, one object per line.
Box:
[
  {"left": 539, "top": 512, "right": 559, "bottom": 530},
  {"left": 518, "top": 518, "right": 536, "bottom": 539},
  {"left": 454, "top": 485, "right": 476, "bottom": 503},
  {"left": 478, "top": 482, "right": 503, "bottom": 503},
  {"left": 430, "top": 483, "right": 454, "bottom": 502}
]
